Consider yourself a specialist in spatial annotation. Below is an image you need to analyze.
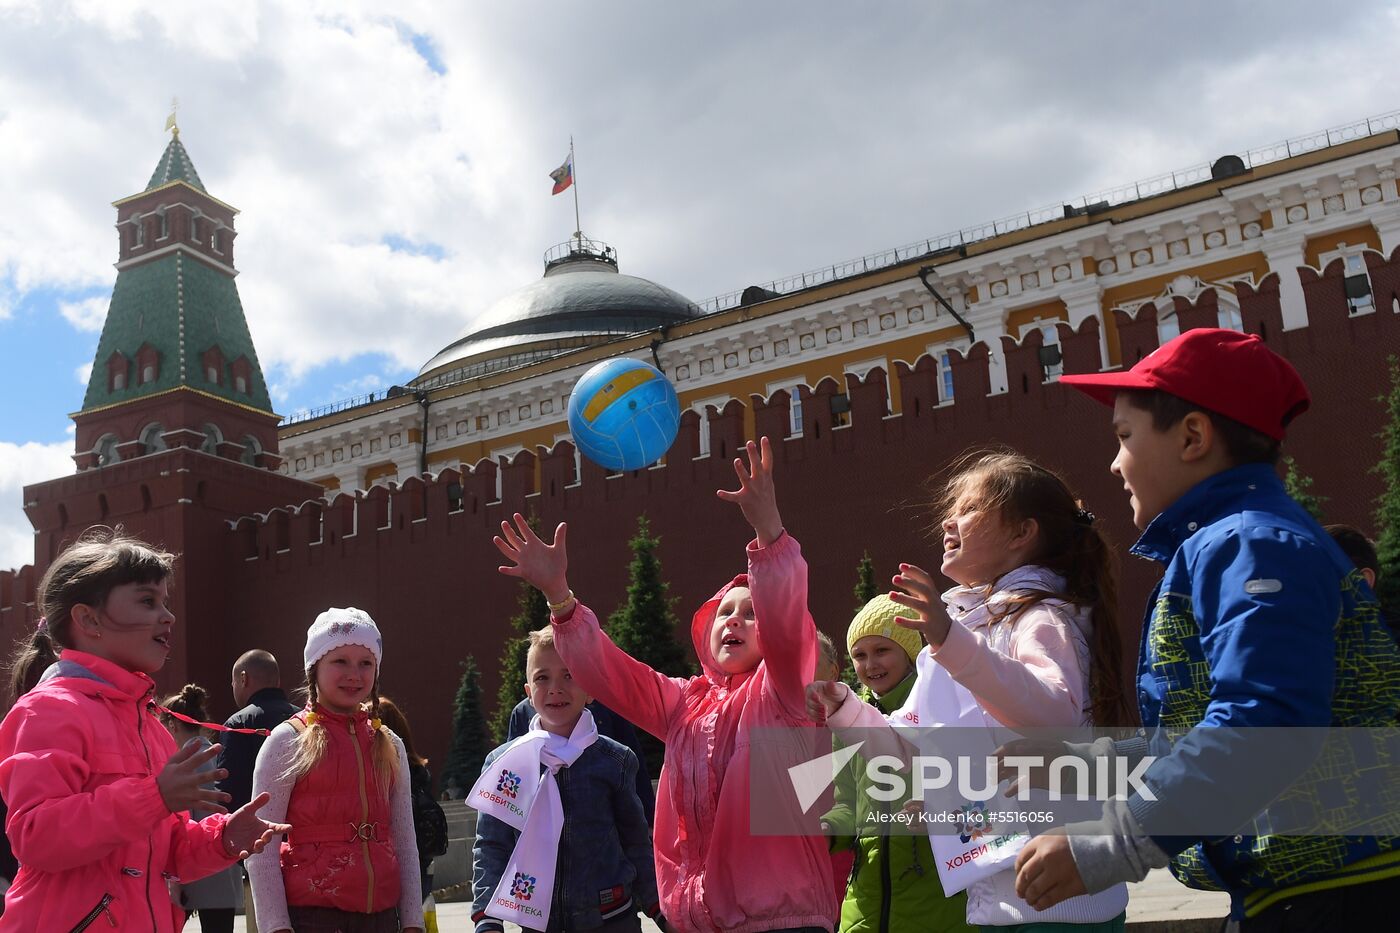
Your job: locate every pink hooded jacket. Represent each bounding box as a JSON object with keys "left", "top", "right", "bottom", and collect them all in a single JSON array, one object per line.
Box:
[
  {"left": 0, "top": 650, "right": 237, "bottom": 932},
  {"left": 553, "top": 531, "right": 836, "bottom": 933}
]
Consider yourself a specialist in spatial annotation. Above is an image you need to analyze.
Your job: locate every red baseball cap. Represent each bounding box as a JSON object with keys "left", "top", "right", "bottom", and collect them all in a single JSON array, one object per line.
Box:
[{"left": 1059, "top": 328, "right": 1310, "bottom": 440}]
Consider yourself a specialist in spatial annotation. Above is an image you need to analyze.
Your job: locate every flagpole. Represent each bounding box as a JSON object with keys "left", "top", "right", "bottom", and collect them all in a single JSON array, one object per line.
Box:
[{"left": 570, "top": 136, "right": 582, "bottom": 246}]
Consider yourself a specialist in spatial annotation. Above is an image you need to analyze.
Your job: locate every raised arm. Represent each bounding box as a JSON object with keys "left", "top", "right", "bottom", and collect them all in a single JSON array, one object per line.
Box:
[
  {"left": 717, "top": 437, "right": 816, "bottom": 715},
  {"left": 494, "top": 513, "right": 687, "bottom": 740}
]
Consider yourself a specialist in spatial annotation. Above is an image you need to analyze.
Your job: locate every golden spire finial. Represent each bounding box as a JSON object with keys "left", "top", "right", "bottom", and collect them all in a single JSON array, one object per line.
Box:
[{"left": 164, "top": 97, "right": 179, "bottom": 137}]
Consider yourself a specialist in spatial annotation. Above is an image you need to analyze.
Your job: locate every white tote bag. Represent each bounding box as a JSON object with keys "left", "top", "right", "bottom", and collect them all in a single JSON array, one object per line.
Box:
[{"left": 917, "top": 662, "right": 1030, "bottom": 895}]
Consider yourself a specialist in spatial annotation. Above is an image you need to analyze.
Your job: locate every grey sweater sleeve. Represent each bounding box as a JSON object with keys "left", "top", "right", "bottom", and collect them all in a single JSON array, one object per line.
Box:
[
  {"left": 245, "top": 725, "right": 296, "bottom": 933},
  {"left": 389, "top": 734, "right": 425, "bottom": 929},
  {"left": 1066, "top": 797, "right": 1171, "bottom": 892}
]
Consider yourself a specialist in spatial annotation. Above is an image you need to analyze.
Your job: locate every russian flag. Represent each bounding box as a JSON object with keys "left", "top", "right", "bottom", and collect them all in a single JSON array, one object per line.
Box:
[{"left": 549, "top": 155, "right": 573, "bottom": 195}]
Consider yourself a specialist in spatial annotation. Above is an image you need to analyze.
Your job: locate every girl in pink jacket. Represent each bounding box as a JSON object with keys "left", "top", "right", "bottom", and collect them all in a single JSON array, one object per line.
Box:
[
  {"left": 0, "top": 527, "right": 287, "bottom": 931},
  {"left": 494, "top": 437, "right": 836, "bottom": 933},
  {"left": 809, "top": 452, "right": 1135, "bottom": 929}
]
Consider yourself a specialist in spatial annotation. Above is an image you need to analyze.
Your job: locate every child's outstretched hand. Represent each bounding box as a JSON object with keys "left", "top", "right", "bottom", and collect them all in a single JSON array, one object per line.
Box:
[
  {"left": 806, "top": 680, "right": 850, "bottom": 723},
  {"left": 220, "top": 791, "right": 291, "bottom": 859},
  {"left": 158, "top": 740, "right": 231, "bottom": 814},
  {"left": 890, "top": 563, "right": 953, "bottom": 647},
  {"left": 716, "top": 436, "right": 783, "bottom": 547},
  {"left": 493, "top": 512, "right": 572, "bottom": 605}
]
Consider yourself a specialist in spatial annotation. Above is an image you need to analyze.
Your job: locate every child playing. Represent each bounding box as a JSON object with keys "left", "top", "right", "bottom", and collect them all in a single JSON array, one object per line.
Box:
[
  {"left": 822, "top": 596, "right": 971, "bottom": 933},
  {"left": 1018, "top": 328, "right": 1400, "bottom": 927},
  {"left": 247, "top": 608, "right": 423, "bottom": 933},
  {"left": 470, "top": 628, "right": 658, "bottom": 932},
  {"left": 0, "top": 527, "right": 286, "bottom": 931},
  {"left": 493, "top": 436, "right": 837, "bottom": 933},
  {"left": 158, "top": 683, "right": 245, "bottom": 933},
  {"left": 809, "top": 452, "right": 1132, "bottom": 929}
]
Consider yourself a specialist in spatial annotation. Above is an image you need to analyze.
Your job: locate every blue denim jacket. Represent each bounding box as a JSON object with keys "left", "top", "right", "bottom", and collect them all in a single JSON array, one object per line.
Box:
[
  {"left": 1123, "top": 464, "right": 1400, "bottom": 916},
  {"left": 472, "top": 735, "right": 657, "bottom": 932}
]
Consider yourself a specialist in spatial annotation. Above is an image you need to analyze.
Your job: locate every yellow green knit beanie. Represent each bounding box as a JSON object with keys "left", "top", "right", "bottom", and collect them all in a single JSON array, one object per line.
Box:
[{"left": 846, "top": 594, "right": 923, "bottom": 663}]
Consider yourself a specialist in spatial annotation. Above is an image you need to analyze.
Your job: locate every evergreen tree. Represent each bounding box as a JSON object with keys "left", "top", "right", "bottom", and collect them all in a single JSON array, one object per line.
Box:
[
  {"left": 490, "top": 575, "right": 552, "bottom": 745},
  {"left": 840, "top": 552, "right": 880, "bottom": 689},
  {"left": 853, "top": 551, "right": 878, "bottom": 612},
  {"left": 1282, "top": 455, "right": 1327, "bottom": 523},
  {"left": 606, "top": 514, "right": 690, "bottom": 776},
  {"left": 442, "top": 654, "right": 491, "bottom": 795},
  {"left": 1374, "top": 355, "right": 1400, "bottom": 610}
]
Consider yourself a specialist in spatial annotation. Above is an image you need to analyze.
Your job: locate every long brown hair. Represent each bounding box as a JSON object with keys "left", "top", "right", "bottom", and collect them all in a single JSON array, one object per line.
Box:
[
  {"left": 936, "top": 451, "right": 1134, "bottom": 728},
  {"left": 6, "top": 526, "right": 174, "bottom": 708},
  {"left": 376, "top": 696, "right": 426, "bottom": 767}
]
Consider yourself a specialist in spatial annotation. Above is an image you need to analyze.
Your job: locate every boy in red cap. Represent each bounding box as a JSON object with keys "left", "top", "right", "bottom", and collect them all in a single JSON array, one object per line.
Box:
[{"left": 1013, "top": 328, "right": 1400, "bottom": 928}]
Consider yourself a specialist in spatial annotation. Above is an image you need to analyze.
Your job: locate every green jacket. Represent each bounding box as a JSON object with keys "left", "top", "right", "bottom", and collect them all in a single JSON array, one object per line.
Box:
[{"left": 824, "top": 674, "right": 971, "bottom": 933}]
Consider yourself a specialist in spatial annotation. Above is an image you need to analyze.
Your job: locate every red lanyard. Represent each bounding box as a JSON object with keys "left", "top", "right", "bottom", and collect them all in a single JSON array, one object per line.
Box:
[{"left": 151, "top": 703, "right": 271, "bottom": 737}]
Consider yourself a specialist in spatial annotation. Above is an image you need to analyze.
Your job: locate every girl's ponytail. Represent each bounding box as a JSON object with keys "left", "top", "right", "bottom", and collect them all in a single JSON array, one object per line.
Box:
[
  {"left": 367, "top": 688, "right": 400, "bottom": 791},
  {"left": 284, "top": 677, "right": 330, "bottom": 781},
  {"left": 6, "top": 625, "right": 60, "bottom": 710},
  {"left": 1064, "top": 516, "right": 1134, "bottom": 729}
]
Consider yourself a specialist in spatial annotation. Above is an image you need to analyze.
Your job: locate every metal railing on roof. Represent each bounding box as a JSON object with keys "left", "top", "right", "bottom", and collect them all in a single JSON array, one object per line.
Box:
[
  {"left": 693, "top": 106, "right": 1400, "bottom": 315},
  {"left": 281, "top": 107, "right": 1400, "bottom": 426},
  {"left": 282, "top": 392, "right": 390, "bottom": 426}
]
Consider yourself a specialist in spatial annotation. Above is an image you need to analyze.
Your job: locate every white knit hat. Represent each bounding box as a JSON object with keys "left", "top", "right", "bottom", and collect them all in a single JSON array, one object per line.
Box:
[{"left": 304, "top": 607, "right": 383, "bottom": 672}]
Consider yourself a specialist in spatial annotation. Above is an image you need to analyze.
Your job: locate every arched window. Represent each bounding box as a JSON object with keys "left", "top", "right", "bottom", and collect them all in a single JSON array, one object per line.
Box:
[
  {"left": 235, "top": 375, "right": 247, "bottom": 394},
  {"left": 240, "top": 435, "right": 262, "bottom": 466},
  {"left": 200, "top": 423, "right": 223, "bottom": 455},
  {"left": 95, "top": 434, "right": 121, "bottom": 467},
  {"left": 139, "top": 423, "right": 167, "bottom": 455}
]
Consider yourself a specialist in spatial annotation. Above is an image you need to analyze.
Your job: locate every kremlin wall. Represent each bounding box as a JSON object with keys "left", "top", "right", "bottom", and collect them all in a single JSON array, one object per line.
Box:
[{"left": 3, "top": 121, "right": 1400, "bottom": 769}]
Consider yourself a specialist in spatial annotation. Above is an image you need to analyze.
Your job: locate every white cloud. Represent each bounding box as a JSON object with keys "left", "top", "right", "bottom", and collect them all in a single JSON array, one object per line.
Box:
[
  {"left": 74, "top": 361, "right": 92, "bottom": 385},
  {"left": 59, "top": 295, "right": 107, "bottom": 332},
  {"left": 0, "top": 440, "right": 73, "bottom": 571}
]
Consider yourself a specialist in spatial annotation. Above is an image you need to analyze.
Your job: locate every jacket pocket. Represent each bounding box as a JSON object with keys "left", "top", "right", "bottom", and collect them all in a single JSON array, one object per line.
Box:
[{"left": 69, "top": 892, "right": 116, "bottom": 931}]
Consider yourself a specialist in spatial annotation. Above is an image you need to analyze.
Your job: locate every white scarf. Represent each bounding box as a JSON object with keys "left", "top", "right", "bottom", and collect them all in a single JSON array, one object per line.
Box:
[{"left": 468, "top": 709, "right": 598, "bottom": 931}]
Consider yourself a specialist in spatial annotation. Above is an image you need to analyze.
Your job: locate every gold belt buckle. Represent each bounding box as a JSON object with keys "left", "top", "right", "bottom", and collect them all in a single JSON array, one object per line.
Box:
[{"left": 346, "top": 821, "right": 380, "bottom": 842}]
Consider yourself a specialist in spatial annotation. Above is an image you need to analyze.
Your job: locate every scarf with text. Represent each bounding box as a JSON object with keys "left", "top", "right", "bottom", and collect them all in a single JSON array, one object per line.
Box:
[{"left": 468, "top": 708, "right": 598, "bottom": 930}]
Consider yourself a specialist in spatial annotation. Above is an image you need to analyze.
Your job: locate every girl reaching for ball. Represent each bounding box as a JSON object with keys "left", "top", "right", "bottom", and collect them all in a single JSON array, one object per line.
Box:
[{"left": 494, "top": 436, "right": 836, "bottom": 933}]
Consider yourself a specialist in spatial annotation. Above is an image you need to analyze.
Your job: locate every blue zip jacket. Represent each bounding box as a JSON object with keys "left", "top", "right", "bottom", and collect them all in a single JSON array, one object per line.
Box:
[
  {"left": 472, "top": 734, "right": 658, "bottom": 932},
  {"left": 1123, "top": 464, "right": 1400, "bottom": 916}
]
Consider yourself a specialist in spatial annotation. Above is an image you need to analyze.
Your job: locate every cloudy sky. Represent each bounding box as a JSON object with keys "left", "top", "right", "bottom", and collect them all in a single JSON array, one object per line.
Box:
[{"left": 3, "top": 0, "right": 1399, "bottom": 568}]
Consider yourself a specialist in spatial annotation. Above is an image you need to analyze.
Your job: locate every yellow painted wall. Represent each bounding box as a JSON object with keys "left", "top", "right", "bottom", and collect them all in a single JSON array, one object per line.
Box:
[
  {"left": 1099, "top": 252, "right": 1270, "bottom": 365},
  {"left": 1303, "top": 223, "right": 1382, "bottom": 269},
  {"left": 1005, "top": 300, "right": 1068, "bottom": 337},
  {"left": 311, "top": 476, "right": 340, "bottom": 492},
  {"left": 364, "top": 462, "right": 399, "bottom": 485}
]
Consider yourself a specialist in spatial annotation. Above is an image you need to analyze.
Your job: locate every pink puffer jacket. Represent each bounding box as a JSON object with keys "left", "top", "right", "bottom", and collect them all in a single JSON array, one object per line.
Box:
[
  {"left": 553, "top": 532, "right": 836, "bottom": 933},
  {"left": 0, "top": 650, "right": 236, "bottom": 932}
]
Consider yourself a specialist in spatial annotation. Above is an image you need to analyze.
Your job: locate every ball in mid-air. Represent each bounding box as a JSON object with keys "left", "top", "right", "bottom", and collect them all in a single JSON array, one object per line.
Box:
[{"left": 567, "top": 358, "right": 681, "bottom": 472}]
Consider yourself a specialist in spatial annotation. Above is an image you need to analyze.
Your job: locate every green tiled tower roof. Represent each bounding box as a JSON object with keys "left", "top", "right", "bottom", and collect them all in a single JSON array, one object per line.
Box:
[
  {"left": 146, "top": 133, "right": 206, "bottom": 192},
  {"left": 82, "top": 253, "right": 272, "bottom": 413},
  {"left": 83, "top": 134, "right": 271, "bottom": 414}
]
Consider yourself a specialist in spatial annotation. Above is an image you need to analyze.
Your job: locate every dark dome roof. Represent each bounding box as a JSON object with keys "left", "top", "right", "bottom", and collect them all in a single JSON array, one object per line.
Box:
[{"left": 417, "top": 245, "right": 701, "bottom": 380}]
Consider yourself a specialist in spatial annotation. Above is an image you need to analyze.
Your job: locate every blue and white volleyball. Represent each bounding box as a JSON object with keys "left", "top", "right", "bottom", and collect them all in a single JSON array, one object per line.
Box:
[{"left": 567, "top": 358, "right": 681, "bottom": 471}]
